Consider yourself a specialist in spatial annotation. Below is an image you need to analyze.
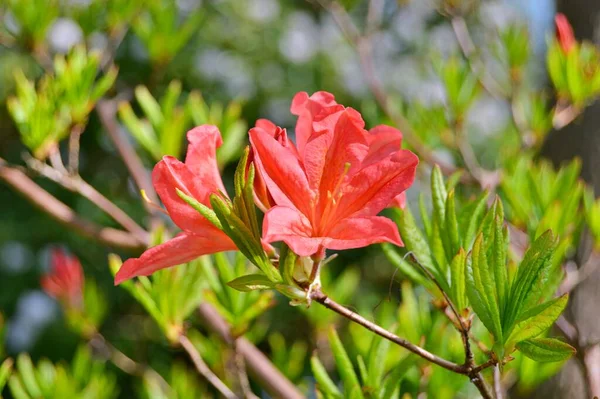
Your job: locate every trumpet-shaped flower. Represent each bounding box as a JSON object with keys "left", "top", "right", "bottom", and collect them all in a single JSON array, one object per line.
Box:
[
  {"left": 250, "top": 91, "right": 418, "bottom": 257},
  {"left": 41, "top": 248, "right": 85, "bottom": 307},
  {"left": 115, "top": 126, "right": 236, "bottom": 284}
]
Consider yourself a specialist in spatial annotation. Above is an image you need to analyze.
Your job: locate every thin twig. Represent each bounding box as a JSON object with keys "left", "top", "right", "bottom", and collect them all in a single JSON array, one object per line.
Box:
[
  {"left": 196, "top": 304, "right": 304, "bottom": 399},
  {"left": 97, "top": 99, "right": 161, "bottom": 213},
  {"left": 90, "top": 332, "right": 170, "bottom": 393},
  {"left": 315, "top": 0, "right": 472, "bottom": 183},
  {"left": 179, "top": 334, "right": 239, "bottom": 399},
  {"left": 310, "top": 288, "right": 494, "bottom": 398},
  {"left": 406, "top": 254, "right": 475, "bottom": 366},
  {"left": 310, "top": 288, "right": 464, "bottom": 373},
  {"left": 68, "top": 124, "right": 85, "bottom": 174},
  {"left": 232, "top": 341, "right": 258, "bottom": 399},
  {"left": 493, "top": 365, "right": 504, "bottom": 399},
  {"left": 25, "top": 156, "right": 148, "bottom": 244},
  {"left": 0, "top": 158, "right": 144, "bottom": 251}
]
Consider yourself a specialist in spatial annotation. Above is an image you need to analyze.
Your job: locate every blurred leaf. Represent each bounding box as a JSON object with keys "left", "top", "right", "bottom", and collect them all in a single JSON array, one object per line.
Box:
[{"left": 516, "top": 338, "right": 575, "bottom": 362}]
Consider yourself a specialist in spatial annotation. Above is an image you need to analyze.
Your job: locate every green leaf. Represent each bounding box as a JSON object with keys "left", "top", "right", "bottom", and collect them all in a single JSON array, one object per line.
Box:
[
  {"left": 392, "top": 207, "right": 435, "bottom": 274},
  {"left": 507, "top": 295, "right": 568, "bottom": 345},
  {"left": 450, "top": 248, "right": 468, "bottom": 310},
  {"left": 490, "top": 199, "right": 508, "bottom": 318},
  {"left": 444, "top": 189, "right": 460, "bottom": 257},
  {"left": 328, "top": 327, "right": 364, "bottom": 399},
  {"left": 466, "top": 234, "right": 503, "bottom": 342},
  {"left": 516, "top": 337, "right": 575, "bottom": 362},
  {"left": 505, "top": 231, "right": 556, "bottom": 332},
  {"left": 380, "top": 355, "right": 415, "bottom": 399},
  {"left": 226, "top": 274, "right": 274, "bottom": 292},
  {"left": 366, "top": 334, "right": 390, "bottom": 388},
  {"left": 176, "top": 189, "right": 222, "bottom": 230},
  {"left": 310, "top": 355, "right": 343, "bottom": 398},
  {"left": 0, "top": 358, "right": 13, "bottom": 391},
  {"left": 381, "top": 243, "right": 430, "bottom": 288},
  {"left": 16, "top": 354, "right": 41, "bottom": 398}
]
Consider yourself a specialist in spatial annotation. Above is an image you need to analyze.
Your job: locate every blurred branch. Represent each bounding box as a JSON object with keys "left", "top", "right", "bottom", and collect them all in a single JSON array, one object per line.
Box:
[
  {"left": 555, "top": 316, "right": 600, "bottom": 398},
  {"left": 178, "top": 334, "right": 239, "bottom": 399},
  {"left": 97, "top": 99, "right": 161, "bottom": 215},
  {"left": 68, "top": 124, "right": 85, "bottom": 174},
  {"left": 0, "top": 158, "right": 145, "bottom": 251},
  {"left": 197, "top": 303, "right": 304, "bottom": 399},
  {"left": 25, "top": 155, "right": 149, "bottom": 244},
  {"left": 90, "top": 332, "right": 170, "bottom": 393},
  {"left": 314, "top": 0, "right": 474, "bottom": 183},
  {"left": 450, "top": 16, "right": 507, "bottom": 99}
]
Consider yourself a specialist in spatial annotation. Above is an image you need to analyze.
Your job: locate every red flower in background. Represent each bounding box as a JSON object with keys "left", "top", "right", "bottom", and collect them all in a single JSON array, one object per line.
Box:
[
  {"left": 250, "top": 91, "right": 418, "bottom": 257},
  {"left": 41, "top": 248, "right": 84, "bottom": 307},
  {"left": 115, "top": 126, "right": 237, "bottom": 285},
  {"left": 555, "top": 13, "right": 575, "bottom": 53}
]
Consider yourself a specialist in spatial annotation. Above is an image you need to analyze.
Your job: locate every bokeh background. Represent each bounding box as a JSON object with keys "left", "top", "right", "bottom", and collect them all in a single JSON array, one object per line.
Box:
[{"left": 2, "top": 0, "right": 598, "bottom": 397}]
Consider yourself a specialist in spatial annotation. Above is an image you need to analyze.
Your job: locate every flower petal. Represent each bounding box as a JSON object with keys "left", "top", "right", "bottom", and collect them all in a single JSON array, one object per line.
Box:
[
  {"left": 153, "top": 157, "right": 215, "bottom": 232},
  {"left": 324, "top": 216, "right": 403, "bottom": 250},
  {"left": 290, "top": 91, "right": 340, "bottom": 157},
  {"left": 363, "top": 125, "right": 403, "bottom": 167},
  {"left": 388, "top": 192, "right": 407, "bottom": 209},
  {"left": 337, "top": 149, "right": 418, "bottom": 219},
  {"left": 249, "top": 127, "right": 314, "bottom": 215},
  {"left": 184, "top": 125, "right": 227, "bottom": 196},
  {"left": 262, "top": 206, "right": 323, "bottom": 256},
  {"left": 315, "top": 108, "right": 369, "bottom": 195},
  {"left": 114, "top": 231, "right": 235, "bottom": 284}
]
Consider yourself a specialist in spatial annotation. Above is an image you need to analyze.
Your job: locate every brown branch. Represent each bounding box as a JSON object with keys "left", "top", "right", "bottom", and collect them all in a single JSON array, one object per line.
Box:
[
  {"left": 0, "top": 159, "right": 144, "bottom": 251},
  {"left": 179, "top": 334, "right": 239, "bottom": 399},
  {"left": 90, "top": 332, "right": 170, "bottom": 392},
  {"left": 68, "top": 124, "right": 85, "bottom": 174},
  {"left": 310, "top": 287, "right": 495, "bottom": 399},
  {"left": 25, "top": 156, "right": 149, "bottom": 244},
  {"left": 309, "top": 288, "right": 465, "bottom": 373},
  {"left": 197, "top": 303, "right": 304, "bottom": 399},
  {"left": 97, "top": 99, "right": 161, "bottom": 211}
]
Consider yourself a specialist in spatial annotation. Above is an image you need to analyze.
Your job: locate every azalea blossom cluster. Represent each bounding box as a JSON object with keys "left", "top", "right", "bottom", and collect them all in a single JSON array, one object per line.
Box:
[{"left": 115, "top": 92, "right": 418, "bottom": 286}]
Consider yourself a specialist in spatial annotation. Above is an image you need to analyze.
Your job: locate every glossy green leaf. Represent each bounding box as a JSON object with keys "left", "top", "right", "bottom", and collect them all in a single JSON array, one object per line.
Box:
[
  {"left": 507, "top": 295, "right": 568, "bottom": 345},
  {"left": 516, "top": 337, "right": 575, "bottom": 362},
  {"left": 226, "top": 274, "right": 274, "bottom": 292},
  {"left": 450, "top": 249, "right": 468, "bottom": 310}
]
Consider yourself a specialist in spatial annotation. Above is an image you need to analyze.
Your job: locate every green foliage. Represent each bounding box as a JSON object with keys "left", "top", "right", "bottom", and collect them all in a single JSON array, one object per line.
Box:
[
  {"left": 141, "top": 362, "right": 210, "bottom": 399},
  {"left": 119, "top": 81, "right": 190, "bottom": 161},
  {"left": 8, "top": 347, "right": 117, "bottom": 399},
  {"left": 199, "top": 252, "right": 274, "bottom": 336},
  {"left": 584, "top": 189, "right": 600, "bottom": 249},
  {"left": 6, "top": 0, "right": 59, "bottom": 48},
  {"left": 498, "top": 23, "right": 531, "bottom": 78},
  {"left": 437, "top": 57, "right": 480, "bottom": 121},
  {"left": 547, "top": 39, "right": 600, "bottom": 106},
  {"left": 64, "top": 279, "right": 108, "bottom": 337},
  {"left": 515, "top": 337, "right": 576, "bottom": 362},
  {"left": 110, "top": 253, "right": 206, "bottom": 342},
  {"left": 466, "top": 229, "right": 575, "bottom": 361},
  {"left": 500, "top": 156, "right": 584, "bottom": 272},
  {"left": 187, "top": 92, "right": 248, "bottom": 168},
  {"left": 385, "top": 165, "right": 489, "bottom": 308},
  {"left": 7, "top": 46, "right": 116, "bottom": 158},
  {"left": 268, "top": 332, "right": 308, "bottom": 382},
  {"left": 131, "top": 0, "right": 203, "bottom": 65}
]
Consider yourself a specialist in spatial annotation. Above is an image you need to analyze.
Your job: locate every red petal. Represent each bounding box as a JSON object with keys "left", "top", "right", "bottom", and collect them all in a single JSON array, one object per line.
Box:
[
  {"left": 315, "top": 108, "right": 369, "bottom": 197},
  {"left": 249, "top": 128, "right": 314, "bottom": 216},
  {"left": 555, "top": 13, "right": 575, "bottom": 53},
  {"left": 153, "top": 157, "right": 215, "bottom": 233},
  {"left": 388, "top": 192, "right": 407, "bottom": 209},
  {"left": 290, "top": 91, "right": 339, "bottom": 157},
  {"left": 184, "top": 125, "right": 227, "bottom": 195},
  {"left": 262, "top": 206, "right": 323, "bottom": 256},
  {"left": 337, "top": 149, "right": 418, "bottom": 220},
  {"left": 324, "top": 216, "right": 403, "bottom": 250},
  {"left": 114, "top": 231, "right": 235, "bottom": 284},
  {"left": 363, "top": 125, "right": 403, "bottom": 167}
]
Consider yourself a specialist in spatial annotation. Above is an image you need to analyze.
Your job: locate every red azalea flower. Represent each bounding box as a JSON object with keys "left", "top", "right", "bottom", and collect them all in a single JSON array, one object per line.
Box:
[
  {"left": 115, "top": 126, "right": 237, "bottom": 284},
  {"left": 41, "top": 248, "right": 84, "bottom": 307},
  {"left": 249, "top": 91, "right": 418, "bottom": 257},
  {"left": 555, "top": 13, "right": 575, "bottom": 53}
]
